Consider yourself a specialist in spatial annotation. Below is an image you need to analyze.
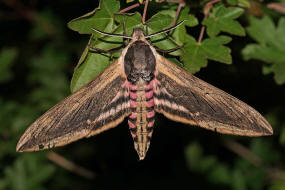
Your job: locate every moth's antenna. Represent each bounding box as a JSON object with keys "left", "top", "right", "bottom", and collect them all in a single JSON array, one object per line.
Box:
[
  {"left": 91, "top": 28, "right": 132, "bottom": 39},
  {"left": 145, "top": 20, "right": 185, "bottom": 39}
]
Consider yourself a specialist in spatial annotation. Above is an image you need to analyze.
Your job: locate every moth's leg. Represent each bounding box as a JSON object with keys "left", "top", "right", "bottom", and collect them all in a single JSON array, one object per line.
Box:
[
  {"left": 145, "top": 23, "right": 149, "bottom": 36},
  {"left": 153, "top": 44, "right": 184, "bottom": 54},
  {"left": 123, "top": 14, "right": 129, "bottom": 46},
  {"left": 88, "top": 45, "right": 124, "bottom": 54}
]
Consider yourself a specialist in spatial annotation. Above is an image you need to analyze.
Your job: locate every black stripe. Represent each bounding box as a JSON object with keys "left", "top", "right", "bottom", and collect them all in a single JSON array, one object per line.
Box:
[
  {"left": 147, "top": 116, "right": 155, "bottom": 122},
  {"left": 128, "top": 117, "right": 137, "bottom": 123},
  {"left": 130, "top": 89, "right": 137, "bottom": 93},
  {"left": 147, "top": 127, "right": 153, "bottom": 132},
  {"left": 146, "top": 106, "right": 154, "bottom": 112},
  {"left": 146, "top": 97, "right": 153, "bottom": 102},
  {"left": 129, "top": 127, "right": 137, "bottom": 133},
  {"left": 145, "top": 88, "right": 153, "bottom": 93},
  {"left": 133, "top": 136, "right": 138, "bottom": 142},
  {"left": 130, "top": 97, "right": 136, "bottom": 101}
]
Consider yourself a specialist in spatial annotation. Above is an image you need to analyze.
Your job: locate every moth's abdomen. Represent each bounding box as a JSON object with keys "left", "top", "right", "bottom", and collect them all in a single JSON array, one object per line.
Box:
[{"left": 127, "top": 80, "right": 155, "bottom": 160}]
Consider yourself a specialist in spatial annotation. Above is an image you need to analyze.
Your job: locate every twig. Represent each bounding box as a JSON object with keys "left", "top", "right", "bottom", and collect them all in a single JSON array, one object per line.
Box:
[
  {"left": 224, "top": 140, "right": 285, "bottom": 182},
  {"left": 267, "top": 3, "right": 285, "bottom": 15},
  {"left": 142, "top": 0, "right": 150, "bottom": 24},
  {"left": 2, "top": 0, "right": 56, "bottom": 35},
  {"left": 171, "top": 1, "right": 185, "bottom": 26},
  {"left": 2, "top": 0, "right": 35, "bottom": 21},
  {"left": 223, "top": 140, "right": 262, "bottom": 167},
  {"left": 198, "top": 0, "right": 221, "bottom": 43},
  {"left": 119, "top": 3, "right": 141, "bottom": 14},
  {"left": 47, "top": 151, "right": 96, "bottom": 179}
]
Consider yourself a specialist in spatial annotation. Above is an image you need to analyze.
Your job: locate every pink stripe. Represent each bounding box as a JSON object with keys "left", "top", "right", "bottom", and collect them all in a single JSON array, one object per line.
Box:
[
  {"left": 145, "top": 90, "right": 153, "bottom": 99},
  {"left": 148, "top": 131, "right": 153, "bottom": 137},
  {"left": 144, "top": 81, "right": 153, "bottom": 89},
  {"left": 129, "top": 91, "right": 137, "bottom": 99},
  {"left": 131, "top": 132, "right": 137, "bottom": 138},
  {"left": 147, "top": 110, "right": 155, "bottom": 118},
  {"left": 130, "top": 100, "right": 137, "bottom": 108},
  {"left": 146, "top": 98, "right": 154, "bottom": 107},
  {"left": 130, "top": 112, "right": 137, "bottom": 119},
  {"left": 128, "top": 120, "right": 136, "bottom": 129},
  {"left": 148, "top": 120, "right": 155, "bottom": 127},
  {"left": 128, "top": 83, "right": 137, "bottom": 90}
]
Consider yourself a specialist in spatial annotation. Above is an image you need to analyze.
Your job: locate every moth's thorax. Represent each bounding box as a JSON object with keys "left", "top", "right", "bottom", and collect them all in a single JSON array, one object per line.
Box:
[
  {"left": 131, "top": 28, "right": 146, "bottom": 41},
  {"left": 124, "top": 40, "right": 156, "bottom": 84}
]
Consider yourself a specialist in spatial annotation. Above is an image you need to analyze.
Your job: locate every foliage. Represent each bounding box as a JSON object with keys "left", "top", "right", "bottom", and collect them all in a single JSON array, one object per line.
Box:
[
  {"left": 0, "top": 0, "right": 285, "bottom": 190},
  {"left": 242, "top": 16, "right": 285, "bottom": 85}
]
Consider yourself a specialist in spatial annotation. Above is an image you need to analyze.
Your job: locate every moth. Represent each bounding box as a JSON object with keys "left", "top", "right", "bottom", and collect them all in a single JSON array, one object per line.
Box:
[{"left": 17, "top": 21, "right": 273, "bottom": 160}]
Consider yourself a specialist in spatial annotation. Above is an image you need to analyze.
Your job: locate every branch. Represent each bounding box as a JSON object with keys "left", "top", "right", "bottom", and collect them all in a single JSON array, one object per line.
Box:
[
  {"left": 198, "top": 0, "right": 221, "bottom": 43},
  {"left": 47, "top": 151, "right": 96, "bottom": 179}
]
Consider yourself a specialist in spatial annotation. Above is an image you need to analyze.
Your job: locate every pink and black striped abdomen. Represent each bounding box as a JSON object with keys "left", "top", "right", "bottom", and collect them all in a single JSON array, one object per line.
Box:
[{"left": 127, "top": 80, "right": 155, "bottom": 160}]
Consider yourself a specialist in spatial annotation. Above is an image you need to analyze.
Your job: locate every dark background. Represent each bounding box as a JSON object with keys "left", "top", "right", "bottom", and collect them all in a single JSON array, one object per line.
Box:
[{"left": 1, "top": 0, "right": 285, "bottom": 190}]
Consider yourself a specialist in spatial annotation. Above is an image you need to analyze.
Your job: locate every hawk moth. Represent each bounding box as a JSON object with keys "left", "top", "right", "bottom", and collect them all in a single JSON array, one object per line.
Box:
[{"left": 16, "top": 22, "right": 273, "bottom": 160}]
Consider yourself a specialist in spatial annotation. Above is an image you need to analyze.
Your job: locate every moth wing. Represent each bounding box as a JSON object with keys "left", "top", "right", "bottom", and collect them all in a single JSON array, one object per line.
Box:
[
  {"left": 154, "top": 55, "right": 273, "bottom": 136},
  {"left": 17, "top": 59, "right": 130, "bottom": 152}
]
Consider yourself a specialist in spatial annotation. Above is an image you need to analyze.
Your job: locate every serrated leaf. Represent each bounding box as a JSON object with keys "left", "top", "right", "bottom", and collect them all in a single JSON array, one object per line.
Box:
[
  {"left": 70, "top": 13, "right": 143, "bottom": 92},
  {"left": 147, "top": 12, "right": 184, "bottom": 56},
  {"left": 242, "top": 16, "right": 285, "bottom": 85},
  {"left": 68, "top": 0, "right": 120, "bottom": 35},
  {"left": 246, "top": 16, "right": 275, "bottom": 45},
  {"left": 202, "top": 5, "right": 245, "bottom": 37},
  {"left": 181, "top": 35, "right": 232, "bottom": 73},
  {"left": 170, "top": 7, "right": 199, "bottom": 45},
  {"left": 70, "top": 9, "right": 191, "bottom": 92},
  {"left": 263, "top": 63, "right": 285, "bottom": 85}
]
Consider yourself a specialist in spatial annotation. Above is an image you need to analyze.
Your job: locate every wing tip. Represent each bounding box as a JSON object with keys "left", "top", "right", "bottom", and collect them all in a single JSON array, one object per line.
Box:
[
  {"left": 263, "top": 126, "right": 273, "bottom": 136},
  {"left": 16, "top": 141, "right": 31, "bottom": 152}
]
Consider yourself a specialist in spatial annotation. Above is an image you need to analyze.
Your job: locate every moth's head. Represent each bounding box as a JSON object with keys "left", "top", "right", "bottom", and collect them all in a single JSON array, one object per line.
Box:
[{"left": 131, "top": 28, "right": 146, "bottom": 41}]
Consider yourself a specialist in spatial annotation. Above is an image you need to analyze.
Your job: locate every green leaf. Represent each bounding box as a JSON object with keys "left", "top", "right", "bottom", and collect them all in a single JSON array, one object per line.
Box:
[
  {"left": 70, "top": 13, "right": 143, "bottom": 92},
  {"left": 67, "top": 0, "right": 120, "bottom": 35},
  {"left": 169, "top": 7, "right": 199, "bottom": 45},
  {"left": 1, "top": 154, "right": 56, "bottom": 190},
  {"left": 0, "top": 48, "right": 18, "bottom": 83},
  {"left": 181, "top": 35, "right": 232, "bottom": 73},
  {"left": 208, "top": 164, "right": 231, "bottom": 184},
  {"left": 70, "top": 53, "right": 110, "bottom": 92},
  {"left": 246, "top": 16, "right": 275, "bottom": 45},
  {"left": 237, "top": 0, "right": 250, "bottom": 8},
  {"left": 202, "top": 5, "right": 245, "bottom": 38},
  {"left": 226, "top": 0, "right": 237, "bottom": 5},
  {"left": 263, "top": 63, "right": 285, "bottom": 85},
  {"left": 242, "top": 16, "right": 285, "bottom": 84},
  {"left": 232, "top": 169, "right": 246, "bottom": 190},
  {"left": 70, "top": 7, "right": 192, "bottom": 92}
]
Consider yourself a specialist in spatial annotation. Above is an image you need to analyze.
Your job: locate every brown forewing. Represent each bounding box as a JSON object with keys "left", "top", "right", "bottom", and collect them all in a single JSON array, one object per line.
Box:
[
  {"left": 154, "top": 55, "right": 273, "bottom": 136},
  {"left": 17, "top": 59, "right": 130, "bottom": 152}
]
